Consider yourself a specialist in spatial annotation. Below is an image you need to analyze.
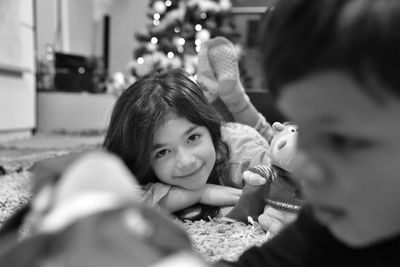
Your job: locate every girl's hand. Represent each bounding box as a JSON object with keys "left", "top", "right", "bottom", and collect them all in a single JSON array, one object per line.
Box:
[
  {"left": 200, "top": 184, "right": 242, "bottom": 206},
  {"left": 159, "top": 184, "right": 241, "bottom": 213}
]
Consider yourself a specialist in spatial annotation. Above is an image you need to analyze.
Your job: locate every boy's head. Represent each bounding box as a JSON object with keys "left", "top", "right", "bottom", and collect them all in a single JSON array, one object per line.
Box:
[
  {"left": 104, "top": 68, "right": 229, "bottom": 186},
  {"left": 263, "top": 0, "right": 400, "bottom": 98},
  {"left": 262, "top": 0, "right": 400, "bottom": 247}
]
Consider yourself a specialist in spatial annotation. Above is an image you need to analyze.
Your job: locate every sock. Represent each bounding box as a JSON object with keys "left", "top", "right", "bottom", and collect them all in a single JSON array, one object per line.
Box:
[
  {"left": 207, "top": 37, "right": 250, "bottom": 114},
  {"left": 196, "top": 41, "right": 219, "bottom": 103}
]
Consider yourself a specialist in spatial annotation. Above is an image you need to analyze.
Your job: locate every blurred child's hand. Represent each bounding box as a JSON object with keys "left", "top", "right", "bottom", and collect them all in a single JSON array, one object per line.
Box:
[
  {"left": 243, "top": 170, "right": 267, "bottom": 186},
  {"left": 28, "top": 151, "right": 89, "bottom": 194},
  {"left": 200, "top": 184, "right": 242, "bottom": 206},
  {"left": 258, "top": 206, "right": 297, "bottom": 238}
]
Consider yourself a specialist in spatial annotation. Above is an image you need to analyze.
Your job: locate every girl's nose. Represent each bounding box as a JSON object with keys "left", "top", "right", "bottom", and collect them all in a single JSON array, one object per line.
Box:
[{"left": 175, "top": 148, "right": 197, "bottom": 171}]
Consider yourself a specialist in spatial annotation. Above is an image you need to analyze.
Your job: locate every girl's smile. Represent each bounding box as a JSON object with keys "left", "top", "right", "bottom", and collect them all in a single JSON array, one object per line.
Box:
[
  {"left": 150, "top": 116, "right": 216, "bottom": 191},
  {"left": 174, "top": 163, "right": 205, "bottom": 179}
]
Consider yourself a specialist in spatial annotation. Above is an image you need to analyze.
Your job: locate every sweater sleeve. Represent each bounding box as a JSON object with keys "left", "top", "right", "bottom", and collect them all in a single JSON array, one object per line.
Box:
[{"left": 221, "top": 123, "right": 272, "bottom": 188}]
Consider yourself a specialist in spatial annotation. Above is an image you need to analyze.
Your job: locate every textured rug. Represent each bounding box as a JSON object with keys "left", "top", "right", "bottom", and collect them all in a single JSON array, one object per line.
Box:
[
  {"left": 0, "top": 133, "right": 269, "bottom": 263},
  {"left": 0, "top": 133, "right": 103, "bottom": 227}
]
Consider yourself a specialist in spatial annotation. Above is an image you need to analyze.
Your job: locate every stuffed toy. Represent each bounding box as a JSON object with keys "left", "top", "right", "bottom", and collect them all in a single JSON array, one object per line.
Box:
[
  {"left": 245, "top": 122, "right": 304, "bottom": 238},
  {"left": 0, "top": 152, "right": 198, "bottom": 267}
]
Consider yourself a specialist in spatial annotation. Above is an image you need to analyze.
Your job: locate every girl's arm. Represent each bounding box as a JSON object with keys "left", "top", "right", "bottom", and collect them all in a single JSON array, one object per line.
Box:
[
  {"left": 200, "top": 184, "right": 242, "bottom": 206},
  {"left": 158, "top": 186, "right": 205, "bottom": 213},
  {"left": 158, "top": 184, "right": 242, "bottom": 213}
]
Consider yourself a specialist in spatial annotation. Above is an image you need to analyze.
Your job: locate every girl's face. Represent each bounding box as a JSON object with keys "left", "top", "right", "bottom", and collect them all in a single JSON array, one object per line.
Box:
[
  {"left": 278, "top": 70, "right": 400, "bottom": 247},
  {"left": 150, "top": 116, "right": 216, "bottom": 191}
]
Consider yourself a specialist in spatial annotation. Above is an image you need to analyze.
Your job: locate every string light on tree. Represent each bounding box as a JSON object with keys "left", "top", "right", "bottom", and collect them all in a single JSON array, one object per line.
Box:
[
  {"left": 195, "top": 24, "right": 202, "bottom": 31},
  {"left": 151, "top": 37, "right": 158, "bottom": 44},
  {"left": 130, "top": 0, "right": 253, "bottom": 90},
  {"left": 152, "top": 0, "right": 167, "bottom": 14},
  {"left": 178, "top": 37, "right": 185, "bottom": 46},
  {"left": 173, "top": 36, "right": 185, "bottom": 51},
  {"left": 195, "top": 38, "right": 202, "bottom": 53},
  {"left": 153, "top": 13, "right": 161, "bottom": 20},
  {"left": 167, "top": 52, "right": 175, "bottom": 59},
  {"left": 137, "top": 57, "right": 144, "bottom": 64}
]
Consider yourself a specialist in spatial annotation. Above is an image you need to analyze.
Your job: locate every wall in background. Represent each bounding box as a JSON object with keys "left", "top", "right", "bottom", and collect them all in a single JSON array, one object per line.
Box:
[
  {"left": 36, "top": 0, "right": 96, "bottom": 58},
  {"left": 108, "top": 0, "right": 147, "bottom": 75},
  {"left": 66, "top": 0, "right": 95, "bottom": 56},
  {"left": 35, "top": 0, "right": 148, "bottom": 75},
  {"left": 231, "top": 0, "right": 277, "bottom": 89},
  {"left": 0, "top": 0, "right": 36, "bottom": 141}
]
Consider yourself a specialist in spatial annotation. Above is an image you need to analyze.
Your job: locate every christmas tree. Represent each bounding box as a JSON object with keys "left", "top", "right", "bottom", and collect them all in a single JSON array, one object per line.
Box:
[{"left": 129, "top": 0, "right": 252, "bottom": 88}]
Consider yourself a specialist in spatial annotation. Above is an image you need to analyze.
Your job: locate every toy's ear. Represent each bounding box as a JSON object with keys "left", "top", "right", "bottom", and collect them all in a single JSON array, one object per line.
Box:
[{"left": 272, "top": 122, "right": 285, "bottom": 132}]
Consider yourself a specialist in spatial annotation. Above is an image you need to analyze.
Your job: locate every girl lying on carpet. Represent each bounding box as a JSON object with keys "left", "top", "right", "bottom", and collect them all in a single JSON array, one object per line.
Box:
[
  {"left": 23, "top": 38, "right": 303, "bottom": 227},
  {"left": 4, "top": 37, "right": 302, "bottom": 231},
  {"left": 102, "top": 67, "right": 272, "bottom": 220},
  {"left": 13, "top": 67, "right": 275, "bottom": 224}
]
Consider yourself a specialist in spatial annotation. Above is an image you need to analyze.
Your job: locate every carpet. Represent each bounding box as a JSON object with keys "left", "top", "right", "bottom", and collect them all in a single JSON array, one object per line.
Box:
[
  {"left": 0, "top": 133, "right": 269, "bottom": 263},
  {"left": 0, "top": 133, "right": 103, "bottom": 227}
]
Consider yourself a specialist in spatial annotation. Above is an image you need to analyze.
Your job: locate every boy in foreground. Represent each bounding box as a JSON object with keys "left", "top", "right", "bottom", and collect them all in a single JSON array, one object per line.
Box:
[{"left": 222, "top": 0, "right": 400, "bottom": 265}]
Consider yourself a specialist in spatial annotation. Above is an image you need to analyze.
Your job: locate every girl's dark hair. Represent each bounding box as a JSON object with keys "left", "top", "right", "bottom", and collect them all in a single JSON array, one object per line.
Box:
[
  {"left": 262, "top": 0, "right": 400, "bottom": 99},
  {"left": 103, "top": 68, "right": 230, "bottom": 220}
]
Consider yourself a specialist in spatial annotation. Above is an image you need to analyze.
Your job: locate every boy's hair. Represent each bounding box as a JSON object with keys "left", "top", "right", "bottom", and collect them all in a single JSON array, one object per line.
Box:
[
  {"left": 262, "top": 0, "right": 400, "bottom": 98},
  {"left": 103, "top": 68, "right": 229, "bottom": 187}
]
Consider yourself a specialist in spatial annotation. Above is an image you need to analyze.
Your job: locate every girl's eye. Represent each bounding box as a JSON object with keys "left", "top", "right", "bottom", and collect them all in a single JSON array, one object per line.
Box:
[
  {"left": 188, "top": 134, "right": 201, "bottom": 143},
  {"left": 155, "top": 149, "right": 169, "bottom": 159}
]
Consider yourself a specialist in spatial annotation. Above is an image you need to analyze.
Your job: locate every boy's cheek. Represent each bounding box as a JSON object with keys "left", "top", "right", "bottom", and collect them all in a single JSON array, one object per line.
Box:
[{"left": 291, "top": 151, "right": 325, "bottom": 183}]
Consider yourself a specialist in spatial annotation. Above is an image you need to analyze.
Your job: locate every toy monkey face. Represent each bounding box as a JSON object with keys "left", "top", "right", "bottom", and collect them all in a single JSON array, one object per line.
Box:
[{"left": 270, "top": 122, "right": 298, "bottom": 172}]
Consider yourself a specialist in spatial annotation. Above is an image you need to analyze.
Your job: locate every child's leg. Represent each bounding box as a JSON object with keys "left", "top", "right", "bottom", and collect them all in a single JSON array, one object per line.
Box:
[
  {"left": 206, "top": 37, "right": 274, "bottom": 141},
  {"left": 196, "top": 40, "right": 219, "bottom": 103}
]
